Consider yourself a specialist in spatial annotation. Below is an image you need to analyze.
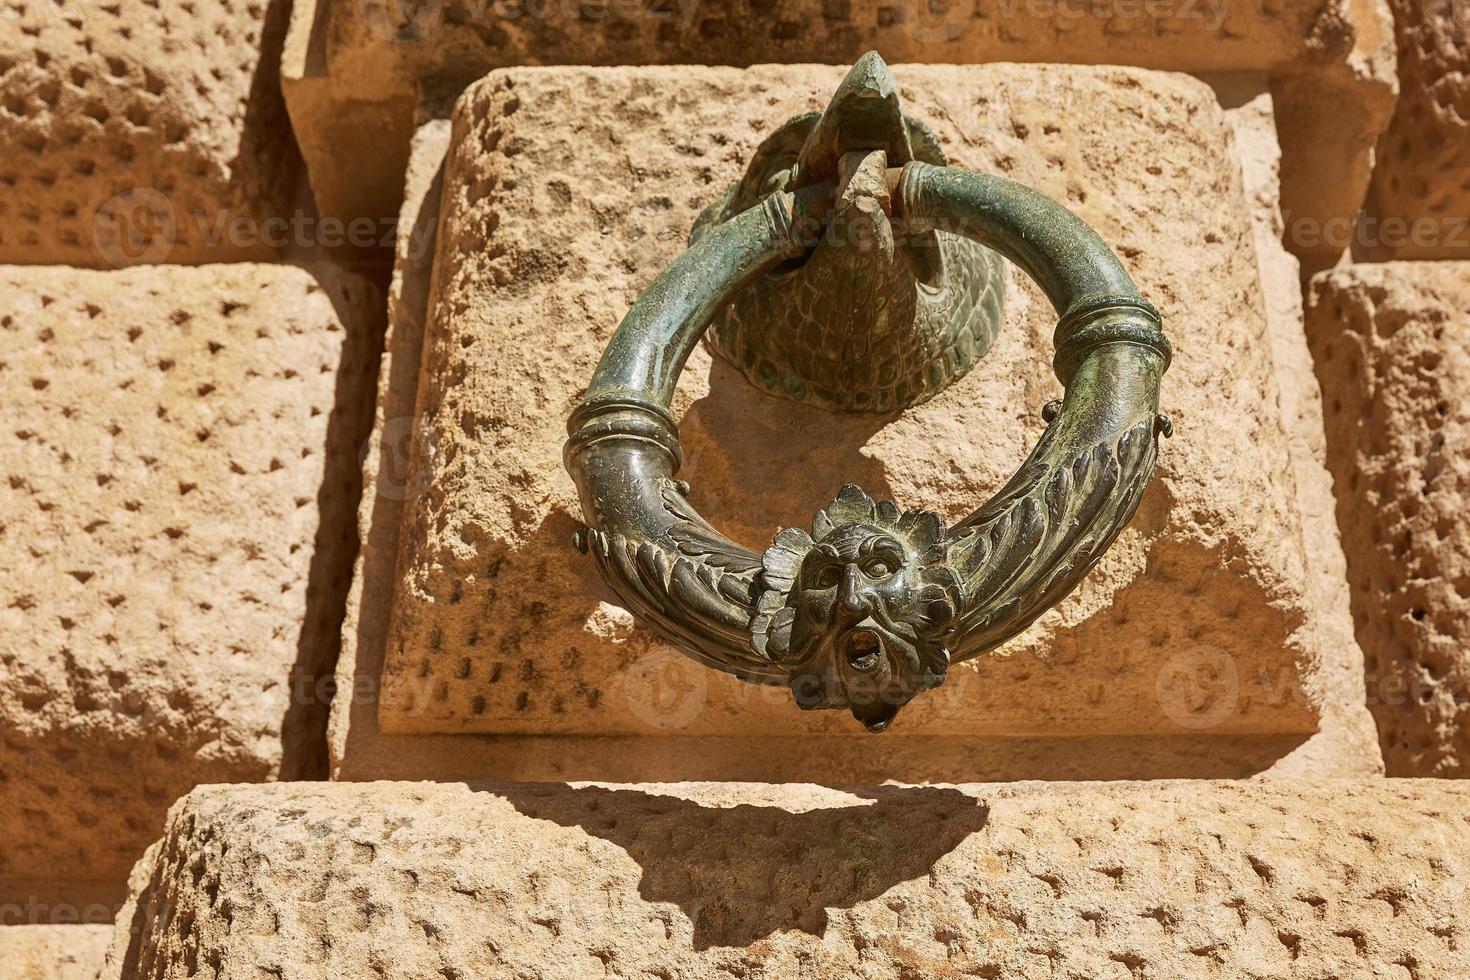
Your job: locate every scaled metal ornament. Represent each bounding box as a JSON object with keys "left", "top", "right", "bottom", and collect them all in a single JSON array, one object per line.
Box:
[
  {"left": 690, "top": 52, "right": 1005, "bottom": 413},
  {"left": 565, "top": 53, "right": 1173, "bottom": 732}
]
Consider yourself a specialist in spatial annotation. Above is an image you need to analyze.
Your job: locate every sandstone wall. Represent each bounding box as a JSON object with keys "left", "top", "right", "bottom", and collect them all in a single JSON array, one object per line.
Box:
[
  {"left": 0, "top": 3, "right": 387, "bottom": 943},
  {"left": 0, "top": 264, "right": 378, "bottom": 885},
  {"left": 108, "top": 779, "right": 1470, "bottom": 979},
  {"left": 330, "top": 119, "right": 452, "bottom": 782},
  {"left": 1307, "top": 262, "right": 1470, "bottom": 775},
  {"left": 281, "top": 0, "right": 1395, "bottom": 274},
  {"left": 321, "top": 63, "right": 1383, "bottom": 784},
  {"left": 0, "top": 0, "right": 1463, "bottom": 972},
  {"left": 1224, "top": 89, "right": 1384, "bottom": 778},
  {"left": 1365, "top": 0, "right": 1470, "bottom": 259},
  {"left": 0, "top": 0, "right": 298, "bottom": 266}
]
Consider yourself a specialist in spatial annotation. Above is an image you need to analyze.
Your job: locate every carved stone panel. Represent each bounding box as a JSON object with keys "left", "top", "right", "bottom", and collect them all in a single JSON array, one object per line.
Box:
[{"left": 350, "top": 64, "right": 1371, "bottom": 781}]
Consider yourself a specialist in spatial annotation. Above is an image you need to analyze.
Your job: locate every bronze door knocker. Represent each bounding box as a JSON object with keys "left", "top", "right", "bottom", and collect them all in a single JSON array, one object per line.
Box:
[{"left": 565, "top": 53, "right": 1172, "bottom": 732}]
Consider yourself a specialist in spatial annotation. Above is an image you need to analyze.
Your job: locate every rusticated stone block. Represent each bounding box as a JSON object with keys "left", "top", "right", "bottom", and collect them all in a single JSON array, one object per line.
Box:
[
  {"left": 1366, "top": 0, "right": 1470, "bottom": 259},
  {"left": 1269, "top": 0, "right": 1399, "bottom": 274},
  {"left": 331, "top": 118, "right": 452, "bottom": 781},
  {"left": 1307, "top": 262, "right": 1470, "bottom": 774},
  {"left": 351, "top": 64, "right": 1377, "bottom": 781},
  {"left": 0, "top": 0, "right": 296, "bottom": 266},
  {"left": 108, "top": 779, "right": 1470, "bottom": 978},
  {"left": 1223, "top": 87, "right": 1383, "bottom": 778},
  {"left": 0, "top": 264, "right": 378, "bottom": 883},
  {"left": 282, "top": 0, "right": 1394, "bottom": 277},
  {"left": 0, "top": 925, "right": 108, "bottom": 980}
]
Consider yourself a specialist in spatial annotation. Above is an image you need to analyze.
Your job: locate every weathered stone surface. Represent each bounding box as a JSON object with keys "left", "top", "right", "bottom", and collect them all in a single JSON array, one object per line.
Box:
[
  {"left": 0, "top": 264, "right": 378, "bottom": 882},
  {"left": 110, "top": 779, "right": 1470, "bottom": 978},
  {"left": 1366, "top": 0, "right": 1470, "bottom": 259},
  {"left": 331, "top": 80, "right": 1386, "bottom": 785},
  {"left": 1268, "top": 0, "right": 1399, "bottom": 273},
  {"left": 1222, "top": 87, "right": 1384, "bottom": 776},
  {"left": 357, "top": 64, "right": 1373, "bottom": 778},
  {"left": 282, "top": 0, "right": 1394, "bottom": 275},
  {"left": 1306, "top": 262, "right": 1470, "bottom": 775},
  {"left": 331, "top": 117, "right": 459, "bottom": 781},
  {"left": 0, "top": 0, "right": 297, "bottom": 266},
  {"left": 0, "top": 926, "right": 109, "bottom": 980},
  {"left": 335, "top": 100, "right": 1376, "bottom": 779}
]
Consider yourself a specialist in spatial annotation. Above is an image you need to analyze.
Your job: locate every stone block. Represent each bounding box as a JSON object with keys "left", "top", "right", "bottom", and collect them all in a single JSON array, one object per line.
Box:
[
  {"left": 281, "top": 0, "right": 1394, "bottom": 276},
  {"left": 1223, "top": 87, "right": 1383, "bottom": 777},
  {"left": 1365, "top": 0, "right": 1470, "bottom": 259},
  {"left": 331, "top": 117, "right": 453, "bottom": 780},
  {"left": 1306, "top": 262, "right": 1470, "bottom": 774},
  {"left": 332, "top": 63, "right": 1380, "bottom": 782},
  {"left": 107, "top": 779, "right": 1470, "bottom": 978},
  {"left": 0, "top": 264, "right": 379, "bottom": 883},
  {"left": 0, "top": 925, "right": 109, "bottom": 980},
  {"left": 0, "top": 0, "right": 297, "bottom": 266},
  {"left": 1269, "top": 0, "right": 1399, "bottom": 274}
]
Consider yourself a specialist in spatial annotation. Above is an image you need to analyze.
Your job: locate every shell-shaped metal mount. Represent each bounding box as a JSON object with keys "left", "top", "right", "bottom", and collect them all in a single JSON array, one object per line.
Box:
[{"left": 693, "top": 52, "right": 1006, "bottom": 414}]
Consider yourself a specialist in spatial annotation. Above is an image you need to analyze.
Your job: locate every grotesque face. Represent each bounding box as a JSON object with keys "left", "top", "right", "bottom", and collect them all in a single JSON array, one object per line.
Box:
[{"left": 751, "top": 487, "right": 959, "bottom": 732}]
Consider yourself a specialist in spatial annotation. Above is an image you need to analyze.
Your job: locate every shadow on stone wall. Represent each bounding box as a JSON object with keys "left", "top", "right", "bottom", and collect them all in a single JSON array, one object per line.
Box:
[{"left": 495, "top": 783, "right": 990, "bottom": 949}]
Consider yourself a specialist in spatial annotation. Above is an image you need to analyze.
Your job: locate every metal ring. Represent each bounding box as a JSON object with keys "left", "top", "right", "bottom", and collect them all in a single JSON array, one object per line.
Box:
[{"left": 565, "top": 162, "right": 1171, "bottom": 732}]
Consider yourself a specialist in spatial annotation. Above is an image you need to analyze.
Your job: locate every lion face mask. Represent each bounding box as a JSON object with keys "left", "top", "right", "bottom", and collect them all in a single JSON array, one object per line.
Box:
[{"left": 751, "top": 485, "right": 961, "bottom": 732}]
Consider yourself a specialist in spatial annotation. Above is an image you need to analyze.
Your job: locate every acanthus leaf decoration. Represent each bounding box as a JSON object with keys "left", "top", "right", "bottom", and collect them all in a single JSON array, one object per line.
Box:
[
  {"left": 581, "top": 481, "right": 783, "bottom": 683},
  {"left": 945, "top": 416, "right": 1163, "bottom": 660}
]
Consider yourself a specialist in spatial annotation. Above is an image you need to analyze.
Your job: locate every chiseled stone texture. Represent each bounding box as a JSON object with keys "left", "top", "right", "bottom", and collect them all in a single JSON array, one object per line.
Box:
[
  {"left": 1267, "top": 0, "right": 1398, "bottom": 272},
  {"left": 330, "top": 117, "right": 457, "bottom": 780},
  {"left": 376, "top": 65, "right": 1341, "bottom": 758},
  {"left": 1368, "top": 0, "right": 1470, "bottom": 259},
  {"left": 0, "top": 0, "right": 296, "bottom": 266},
  {"left": 1307, "top": 262, "right": 1470, "bottom": 775},
  {"left": 281, "top": 0, "right": 1392, "bottom": 246},
  {"left": 0, "top": 264, "right": 378, "bottom": 881},
  {"left": 0, "top": 925, "right": 109, "bottom": 980},
  {"left": 109, "top": 779, "right": 1470, "bottom": 978},
  {"left": 1222, "top": 87, "right": 1383, "bottom": 777}
]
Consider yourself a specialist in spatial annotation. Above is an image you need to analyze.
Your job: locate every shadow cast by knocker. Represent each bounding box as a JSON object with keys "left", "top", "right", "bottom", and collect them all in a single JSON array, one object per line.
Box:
[{"left": 493, "top": 782, "right": 991, "bottom": 950}]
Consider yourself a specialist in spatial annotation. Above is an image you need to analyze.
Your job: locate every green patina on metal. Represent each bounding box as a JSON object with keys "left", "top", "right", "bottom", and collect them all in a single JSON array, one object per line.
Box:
[
  {"left": 564, "top": 54, "right": 1173, "bottom": 732},
  {"left": 692, "top": 52, "right": 1005, "bottom": 413}
]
